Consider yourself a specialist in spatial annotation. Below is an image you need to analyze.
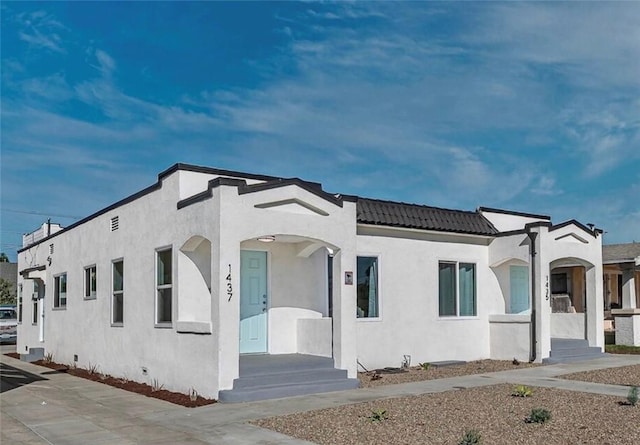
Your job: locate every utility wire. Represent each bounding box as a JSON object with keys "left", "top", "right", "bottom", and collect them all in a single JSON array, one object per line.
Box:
[{"left": 1, "top": 208, "right": 82, "bottom": 219}]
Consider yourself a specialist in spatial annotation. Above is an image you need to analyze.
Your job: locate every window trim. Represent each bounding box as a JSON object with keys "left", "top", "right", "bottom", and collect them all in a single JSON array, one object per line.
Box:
[
  {"left": 438, "top": 260, "right": 478, "bottom": 319},
  {"left": 53, "top": 273, "right": 68, "bottom": 310},
  {"left": 32, "top": 281, "right": 39, "bottom": 325},
  {"left": 17, "top": 283, "right": 23, "bottom": 324},
  {"left": 356, "top": 254, "right": 382, "bottom": 321},
  {"left": 155, "top": 246, "right": 173, "bottom": 327},
  {"left": 84, "top": 264, "right": 97, "bottom": 300},
  {"left": 111, "top": 258, "right": 124, "bottom": 326}
]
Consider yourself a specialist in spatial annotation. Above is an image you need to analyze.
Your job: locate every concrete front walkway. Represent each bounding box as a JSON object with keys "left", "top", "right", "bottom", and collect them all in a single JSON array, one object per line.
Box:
[{"left": 2, "top": 353, "right": 639, "bottom": 445}]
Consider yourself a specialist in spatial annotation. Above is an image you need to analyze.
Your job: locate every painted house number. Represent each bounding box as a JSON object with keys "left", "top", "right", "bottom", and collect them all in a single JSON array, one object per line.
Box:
[{"left": 226, "top": 264, "right": 233, "bottom": 301}]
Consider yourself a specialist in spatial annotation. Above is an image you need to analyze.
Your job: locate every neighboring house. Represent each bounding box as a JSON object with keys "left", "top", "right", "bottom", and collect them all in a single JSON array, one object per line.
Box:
[
  {"left": 603, "top": 242, "right": 640, "bottom": 346},
  {"left": 0, "top": 260, "right": 18, "bottom": 305},
  {"left": 16, "top": 164, "right": 604, "bottom": 400}
]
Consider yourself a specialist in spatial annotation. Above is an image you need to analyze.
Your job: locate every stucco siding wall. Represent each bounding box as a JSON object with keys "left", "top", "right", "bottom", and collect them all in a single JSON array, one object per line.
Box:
[
  {"left": 17, "top": 174, "right": 220, "bottom": 397},
  {"left": 355, "top": 234, "right": 503, "bottom": 370}
]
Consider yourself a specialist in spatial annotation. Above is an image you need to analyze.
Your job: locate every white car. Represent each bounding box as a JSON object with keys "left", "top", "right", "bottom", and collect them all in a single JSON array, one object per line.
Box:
[{"left": 0, "top": 305, "right": 18, "bottom": 343}]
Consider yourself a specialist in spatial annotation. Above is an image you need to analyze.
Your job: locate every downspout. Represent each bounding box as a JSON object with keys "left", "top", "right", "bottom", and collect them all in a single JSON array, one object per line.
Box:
[{"left": 527, "top": 231, "right": 538, "bottom": 363}]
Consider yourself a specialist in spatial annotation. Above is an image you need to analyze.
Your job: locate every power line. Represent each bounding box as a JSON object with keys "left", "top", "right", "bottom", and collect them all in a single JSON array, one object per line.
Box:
[{"left": 1, "top": 208, "right": 82, "bottom": 219}]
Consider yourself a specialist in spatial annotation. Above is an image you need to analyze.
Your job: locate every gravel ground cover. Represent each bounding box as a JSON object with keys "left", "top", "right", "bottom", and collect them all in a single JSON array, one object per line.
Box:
[
  {"left": 255, "top": 384, "right": 640, "bottom": 445},
  {"left": 562, "top": 364, "right": 640, "bottom": 387},
  {"left": 359, "top": 360, "right": 538, "bottom": 388}
]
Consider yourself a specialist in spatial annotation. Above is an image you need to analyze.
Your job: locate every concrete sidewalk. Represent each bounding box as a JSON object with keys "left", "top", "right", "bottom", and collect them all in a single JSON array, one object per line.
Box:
[{"left": 2, "top": 353, "right": 639, "bottom": 445}]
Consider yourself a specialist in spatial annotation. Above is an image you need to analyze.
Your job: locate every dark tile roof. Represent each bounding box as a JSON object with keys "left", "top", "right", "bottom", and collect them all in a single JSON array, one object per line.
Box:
[
  {"left": 357, "top": 198, "right": 499, "bottom": 236},
  {"left": 603, "top": 242, "right": 640, "bottom": 263}
]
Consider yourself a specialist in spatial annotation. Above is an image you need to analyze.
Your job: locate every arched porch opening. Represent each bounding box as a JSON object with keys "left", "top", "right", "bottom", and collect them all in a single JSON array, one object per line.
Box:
[
  {"left": 239, "top": 234, "right": 338, "bottom": 357},
  {"left": 549, "top": 257, "right": 595, "bottom": 340}
]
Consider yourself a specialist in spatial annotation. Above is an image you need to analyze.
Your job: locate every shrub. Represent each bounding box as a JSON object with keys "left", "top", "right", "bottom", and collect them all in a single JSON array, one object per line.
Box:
[
  {"left": 458, "top": 429, "right": 482, "bottom": 445},
  {"left": 627, "top": 386, "right": 638, "bottom": 407},
  {"left": 419, "top": 362, "right": 431, "bottom": 371},
  {"left": 189, "top": 388, "right": 199, "bottom": 402},
  {"left": 526, "top": 408, "right": 551, "bottom": 424},
  {"left": 86, "top": 363, "right": 99, "bottom": 375},
  {"left": 511, "top": 385, "right": 533, "bottom": 397},
  {"left": 43, "top": 352, "right": 54, "bottom": 364},
  {"left": 368, "top": 408, "right": 387, "bottom": 422},
  {"left": 151, "top": 378, "right": 165, "bottom": 392}
]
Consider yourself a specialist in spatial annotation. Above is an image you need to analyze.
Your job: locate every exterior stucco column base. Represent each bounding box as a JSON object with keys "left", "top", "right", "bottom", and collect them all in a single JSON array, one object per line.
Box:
[{"left": 612, "top": 310, "right": 640, "bottom": 346}]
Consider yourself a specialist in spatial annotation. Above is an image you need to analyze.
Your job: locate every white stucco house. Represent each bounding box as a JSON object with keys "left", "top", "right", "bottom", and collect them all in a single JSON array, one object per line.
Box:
[{"left": 16, "top": 164, "right": 605, "bottom": 401}]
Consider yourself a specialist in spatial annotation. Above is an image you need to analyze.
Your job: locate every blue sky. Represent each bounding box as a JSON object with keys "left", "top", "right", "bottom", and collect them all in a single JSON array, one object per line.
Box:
[{"left": 2, "top": 1, "right": 639, "bottom": 260}]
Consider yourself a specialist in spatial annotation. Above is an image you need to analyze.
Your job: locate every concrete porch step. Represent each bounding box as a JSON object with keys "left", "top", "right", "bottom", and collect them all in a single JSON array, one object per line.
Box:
[
  {"left": 543, "top": 338, "right": 606, "bottom": 364},
  {"left": 218, "top": 353, "right": 359, "bottom": 403},
  {"left": 218, "top": 378, "right": 359, "bottom": 403}
]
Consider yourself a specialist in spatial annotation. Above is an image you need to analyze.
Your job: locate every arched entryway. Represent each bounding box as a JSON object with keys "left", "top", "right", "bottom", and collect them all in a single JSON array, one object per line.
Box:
[{"left": 549, "top": 257, "right": 595, "bottom": 340}]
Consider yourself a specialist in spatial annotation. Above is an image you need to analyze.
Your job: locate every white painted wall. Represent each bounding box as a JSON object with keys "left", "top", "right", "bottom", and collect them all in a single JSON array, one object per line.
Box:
[
  {"left": 18, "top": 172, "right": 220, "bottom": 398},
  {"left": 481, "top": 211, "right": 547, "bottom": 233},
  {"left": 354, "top": 232, "right": 503, "bottom": 370},
  {"left": 550, "top": 313, "right": 585, "bottom": 339},
  {"left": 489, "top": 314, "right": 530, "bottom": 360}
]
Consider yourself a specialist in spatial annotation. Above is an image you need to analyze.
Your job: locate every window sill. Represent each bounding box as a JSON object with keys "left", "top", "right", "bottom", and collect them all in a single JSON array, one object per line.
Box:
[
  {"left": 356, "top": 317, "right": 382, "bottom": 322},
  {"left": 154, "top": 323, "right": 173, "bottom": 329},
  {"left": 111, "top": 322, "right": 124, "bottom": 327},
  {"left": 438, "top": 316, "right": 479, "bottom": 321},
  {"left": 52, "top": 307, "right": 67, "bottom": 311},
  {"left": 84, "top": 296, "right": 97, "bottom": 301}
]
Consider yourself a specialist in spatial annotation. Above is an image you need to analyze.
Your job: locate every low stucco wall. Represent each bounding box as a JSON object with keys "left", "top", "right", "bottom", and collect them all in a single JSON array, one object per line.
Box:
[
  {"left": 489, "top": 314, "right": 530, "bottom": 361},
  {"left": 550, "top": 313, "right": 585, "bottom": 339},
  {"left": 297, "top": 317, "right": 332, "bottom": 357},
  {"left": 614, "top": 312, "right": 640, "bottom": 346}
]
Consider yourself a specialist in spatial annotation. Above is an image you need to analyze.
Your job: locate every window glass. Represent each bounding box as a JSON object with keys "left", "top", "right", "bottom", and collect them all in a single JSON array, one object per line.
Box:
[
  {"left": 356, "top": 256, "right": 378, "bottom": 318},
  {"left": 439, "top": 262, "right": 456, "bottom": 316},
  {"left": 54, "top": 274, "right": 67, "bottom": 308},
  {"left": 112, "top": 260, "right": 124, "bottom": 324},
  {"left": 157, "top": 288, "right": 172, "bottom": 323},
  {"left": 85, "top": 266, "right": 97, "bottom": 298},
  {"left": 157, "top": 249, "right": 172, "bottom": 286},
  {"left": 156, "top": 249, "right": 172, "bottom": 324},
  {"left": 459, "top": 263, "right": 476, "bottom": 316}
]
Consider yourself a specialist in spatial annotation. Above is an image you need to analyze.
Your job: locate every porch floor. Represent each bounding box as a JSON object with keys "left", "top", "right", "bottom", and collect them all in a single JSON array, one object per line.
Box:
[{"left": 219, "top": 353, "right": 359, "bottom": 403}]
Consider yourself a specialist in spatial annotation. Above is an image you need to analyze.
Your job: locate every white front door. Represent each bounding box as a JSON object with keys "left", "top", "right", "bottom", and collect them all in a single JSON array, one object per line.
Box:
[{"left": 240, "top": 250, "right": 268, "bottom": 353}]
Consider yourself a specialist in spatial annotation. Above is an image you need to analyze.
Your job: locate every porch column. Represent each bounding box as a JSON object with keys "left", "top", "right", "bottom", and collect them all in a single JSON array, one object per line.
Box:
[
  {"left": 531, "top": 226, "right": 551, "bottom": 362},
  {"left": 613, "top": 265, "right": 640, "bottom": 346},
  {"left": 585, "top": 265, "right": 605, "bottom": 349},
  {"left": 332, "top": 249, "right": 357, "bottom": 378},
  {"left": 621, "top": 266, "right": 637, "bottom": 309}
]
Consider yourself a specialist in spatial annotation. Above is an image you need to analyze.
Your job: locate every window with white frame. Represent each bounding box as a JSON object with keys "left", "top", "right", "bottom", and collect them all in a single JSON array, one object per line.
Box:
[
  {"left": 439, "top": 262, "right": 476, "bottom": 317},
  {"left": 356, "top": 256, "right": 379, "bottom": 318},
  {"left": 54, "top": 273, "right": 67, "bottom": 308},
  {"left": 18, "top": 284, "right": 23, "bottom": 323},
  {"left": 84, "top": 265, "right": 97, "bottom": 299},
  {"left": 112, "top": 260, "right": 124, "bottom": 324},
  {"left": 156, "top": 248, "right": 172, "bottom": 324},
  {"left": 32, "top": 281, "right": 39, "bottom": 324}
]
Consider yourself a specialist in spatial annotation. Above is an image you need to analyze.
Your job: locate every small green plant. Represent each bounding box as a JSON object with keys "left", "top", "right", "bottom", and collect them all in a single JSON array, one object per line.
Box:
[
  {"left": 151, "top": 378, "right": 165, "bottom": 392},
  {"left": 419, "top": 362, "right": 431, "bottom": 371},
  {"left": 43, "top": 352, "right": 54, "bottom": 364},
  {"left": 368, "top": 408, "right": 387, "bottom": 422},
  {"left": 627, "top": 386, "right": 638, "bottom": 406},
  {"left": 512, "top": 385, "right": 533, "bottom": 397},
  {"left": 525, "top": 408, "right": 551, "bottom": 424},
  {"left": 86, "top": 363, "right": 99, "bottom": 375},
  {"left": 458, "top": 430, "right": 482, "bottom": 445}
]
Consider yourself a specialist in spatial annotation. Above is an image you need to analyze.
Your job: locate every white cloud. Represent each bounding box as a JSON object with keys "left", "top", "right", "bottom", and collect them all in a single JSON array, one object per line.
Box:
[{"left": 15, "top": 10, "right": 68, "bottom": 54}]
